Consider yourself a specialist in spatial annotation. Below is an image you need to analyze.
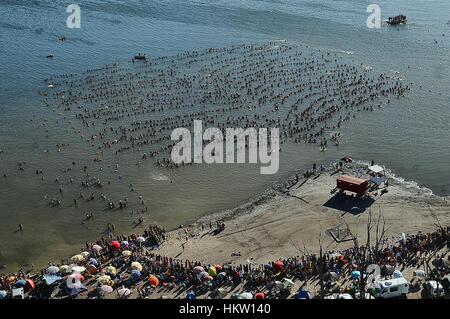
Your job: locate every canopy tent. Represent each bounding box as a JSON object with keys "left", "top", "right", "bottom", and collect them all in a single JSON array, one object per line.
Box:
[{"left": 368, "top": 165, "right": 384, "bottom": 174}]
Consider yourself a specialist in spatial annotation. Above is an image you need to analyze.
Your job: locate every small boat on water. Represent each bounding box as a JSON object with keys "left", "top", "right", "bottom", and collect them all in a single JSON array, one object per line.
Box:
[
  {"left": 46, "top": 54, "right": 54, "bottom": 58},
  {"left": 134, "top": 53, "right": 147, "bottom": 60},
  {"left": 387, "top": 15, "right": 406, "bottom": 25}
]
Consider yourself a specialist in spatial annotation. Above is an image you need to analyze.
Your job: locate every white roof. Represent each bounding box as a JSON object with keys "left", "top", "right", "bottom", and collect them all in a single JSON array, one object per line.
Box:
[
  {"left": 379, "top": 277, "right": 409, "bottom": 287},
  {"left": 368, "top": 165, "right": 384, "bottom": 173}
]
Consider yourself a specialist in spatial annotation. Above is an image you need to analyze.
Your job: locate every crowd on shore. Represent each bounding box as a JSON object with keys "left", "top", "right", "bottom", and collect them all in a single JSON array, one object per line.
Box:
[{"left": 1, "top": 222, "right": 447, "bottom": 299}]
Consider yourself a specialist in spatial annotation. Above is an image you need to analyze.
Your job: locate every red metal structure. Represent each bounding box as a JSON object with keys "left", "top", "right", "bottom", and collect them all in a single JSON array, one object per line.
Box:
[{"left": 336, "top": 175, "right": 368, "bottom": 194}]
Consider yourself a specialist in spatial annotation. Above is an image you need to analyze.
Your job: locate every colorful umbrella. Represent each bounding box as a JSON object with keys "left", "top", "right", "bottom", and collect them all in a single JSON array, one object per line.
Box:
[
  {"left": 71, "top": 254, "right": 85, "bottom": 262},
  {"left": 255, "top": 292, "right": 265, "bottom": 299},
  {"left": 193, "top": 266, "right": 204, "bottom": 274},
  {"left": 71, "top": 266, "right": 86, "bottom": 273},
  {"left": 98, "top": 275, "right": 112, "bottom": 285},
  {"left": 88, "top": 265, "right": 98, "bottom": 275},
  {"left": 105, "top": 266, "right": 117, "bottom": 276},
  {"left": 186, "top": 291, "right": 196, "bottom": 299},
  {"left": 25, "top": 279, "right": 35, "bottom": 292},
  {"left": 273, "top": 261, "right": 284, "bottom": 271},
  {"left": 240, "top": 292, "right": 253, "bottom": 299},
  {"left": 92, "top": 245, "right": 102, "bottom": 253},
  {"left": 351, "top": 271, "right": 361, "bottom": 279},
  {"left": 110, "top": 241, "right": 120, "bottom": 250},
  {"left": 89, "top": 258, "right": 98, "bottom": 266},
  {"left": 132, "top": 269, "right": 141, "bottom": 277},
  {"left": 47, "top": 266, "right": 60, "bottom": 274},
  {"left": 101, "top": 285, "right": 113, "bottom": 294},
  {"left": 122, "top": 250, "right": 132, "bottom": 257},
  {"left": 80, "top": 251, "right": 90, "bottom": 258},
  {"left": 59, "top": 265, "right": 69, "bottom": 274},
  {"left": 117, "top": 287, "right": 131, "bottom": 298},
  {"left": 283, "top": 278, "right": 295, "bottom": 287},
  {"left": 120, "top": 241, "right": 129, "bottom": 247},
  {"left": 208, "top": 266, "right": 217, "bottom": 277},
  {"left": 149, "top": 275, "right": 159, "bottom": 286},
  {"left": 131, "top": 262, "right": 142, "bottom": 271},
  {"left": 136, "top": 236, "right": 146, "bottom": 242}
]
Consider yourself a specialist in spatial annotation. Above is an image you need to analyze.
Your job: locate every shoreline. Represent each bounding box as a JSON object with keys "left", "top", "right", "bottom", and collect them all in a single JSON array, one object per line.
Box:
[{"left": 3, "top": 158, "right": 448, "bottom": 276}]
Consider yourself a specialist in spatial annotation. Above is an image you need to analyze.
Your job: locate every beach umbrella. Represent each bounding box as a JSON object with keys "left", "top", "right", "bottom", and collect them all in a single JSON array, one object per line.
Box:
[
  {"left": 186, "top": 291, "right": 196, "bottom": 299},
  {"left": 105, "top": 266, "right": 117, "bottom": 276},
  {"left": 13, "top": 280, "right": 27, "bottom": 288},
  {"left": 131, "top": 262, "right": 142, "bottom": 271},
  {"left": 295, "top": 289, "right": 311, "bottom": 299},
  {"left": 43, "top": 273, "right": 62, "bottom": 285},
  {"left": 136, "top": 236, "right": 146, "bottom": 243},
  {"left": 98, "top": 275, "right": 113, "bottom": 285},
  {"left": 88, "top": 265, "right": 98, "bottom": 275},
  {"left": 71, "top": 254, "right": 85, "bottom": 262},
  {"left": 255, "top": 292, "right": 265, "bottom": 299},
  {"left": 122, "top": 250, "right": 132, "bottom": 257},
  {"left": 117, "top": 287, "right": 131, "bottom": 298},
  {"left": 80, "top": 251, "right": 90, "bottom": 258},
  {"left": 193, "top": 266, "right": 204, "bottom": 274},
  {"left": 414, "top": 270, "right": 426, "bottom": 278},
  {"left": 59, "top": 265, "right": 69, "bottom": 274},
  {"left": 25, "top": 279, "right": 35, "bottom": 292},
  {"left": 68, "top": 273, "right": 85, "bottom": 282},
  {"left": 273, "top": 261, "right": 284, "bottom": 272},
  {"left": 101, "top": 285, "right": 113, "bottom": 294},
  {"left": 393, "top": 270, "right": 403, "bottom": 278},
  {"left": 240, "top": 292, "right": 253, "bottom": 299},
  {"left": 0, "top": 291, "right": 6, "bottom": 299},
  {"left": 217, "top": 272, "right": 227, "bottom": 278},
  {"left": 89, "top": 258, "right": 98, "bottom": 266},
  {"left": 120, "top": 240, "right": 129, "bottom": 247},
  {"left": 92, "top": 245, "right": 102, "bottom": 253},
  {"left": 351, "top": 271, "right": 361, "bottom": 279},
  {"left": 149, "top": 275, "right": 159, "bottom": 286},
  {"left": 208, "top": 266, "right": 217, "bottom": 277},
  {"left": 283, "top": 278, "right": 295, "bottom": 287},
  {"left": 132, "top": 269, "right": 141, "bottom": 277},
  {"left": 263, "top": 264, "right": 272, "bottom": 269},
  {"left": 66, "top": 282, "right": 87, "bottom": 297},
  {"left": 47, "top": 266, "right": 60, "bottom": 274},
  {"left": 71, "top": 266, "right": 86, "bottom": 273},
  {"left": 110, "top": 241, "right": 120, "bottom": 250}
]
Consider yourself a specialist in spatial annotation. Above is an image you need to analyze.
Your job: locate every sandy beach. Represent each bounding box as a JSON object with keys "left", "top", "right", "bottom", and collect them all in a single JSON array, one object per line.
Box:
[{"left": 157, "top": 161, "right": 449, "bottom": 267}]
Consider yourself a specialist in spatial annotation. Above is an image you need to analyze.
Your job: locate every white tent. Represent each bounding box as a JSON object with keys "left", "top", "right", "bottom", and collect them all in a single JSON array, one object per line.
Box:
[{"left": 368, "top": 165, "right": 384, "bottom": 174}]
